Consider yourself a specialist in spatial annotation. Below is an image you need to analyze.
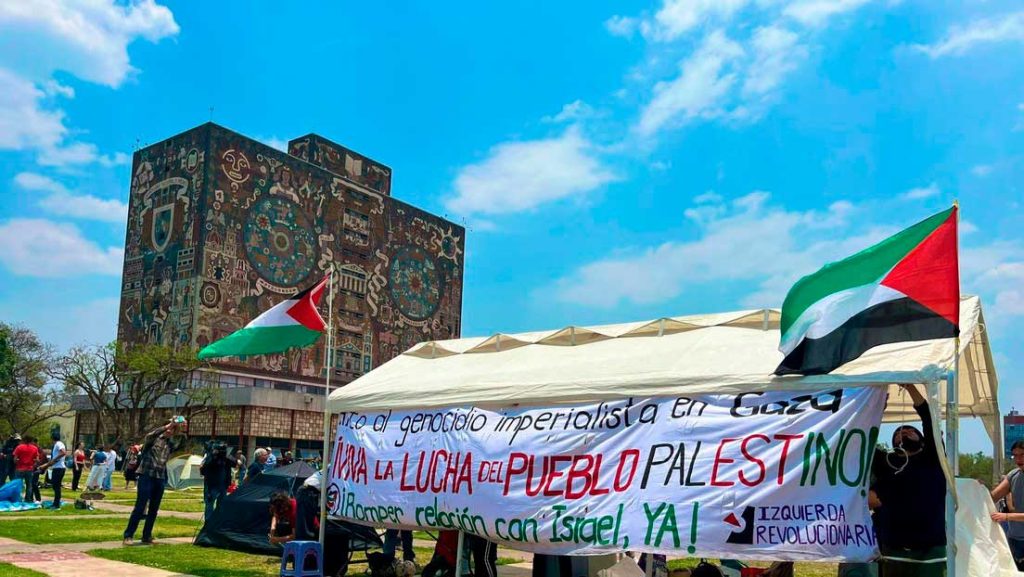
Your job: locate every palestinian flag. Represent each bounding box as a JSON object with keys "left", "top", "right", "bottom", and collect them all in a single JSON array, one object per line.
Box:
[
  {"left": 775, "top": 206, "right": 959, "bottom": 375},
  {"left": 198, "top": 276, "right": 329, "bottom": 360}
]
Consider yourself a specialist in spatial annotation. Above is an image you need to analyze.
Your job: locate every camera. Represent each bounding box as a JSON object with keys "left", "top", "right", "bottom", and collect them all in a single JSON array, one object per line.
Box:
[{"left": 205, "top": 440, "right": 228, "bottom": 458}]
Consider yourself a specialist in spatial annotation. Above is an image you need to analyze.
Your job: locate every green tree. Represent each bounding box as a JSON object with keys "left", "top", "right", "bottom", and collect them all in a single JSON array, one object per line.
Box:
[
  {"left": 960, "top": 451, "right": 999, "bottom": 487},
  {"left": 0, "top": 323, "right": 68, "bottom": 435},
  {"left": 55, "top": 342, "right": 219, "bottom": 443}
]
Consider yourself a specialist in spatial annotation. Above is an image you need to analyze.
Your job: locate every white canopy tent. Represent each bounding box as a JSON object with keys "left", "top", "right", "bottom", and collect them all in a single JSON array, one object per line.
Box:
[
  {"left": 328, "top": 296, "right": 999, "bottom": 447},
  {"left": 325, "top": 294, "right": 1005, "bottom": 575}
]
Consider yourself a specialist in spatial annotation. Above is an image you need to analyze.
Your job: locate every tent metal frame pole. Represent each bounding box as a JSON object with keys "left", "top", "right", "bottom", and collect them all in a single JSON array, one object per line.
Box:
[
  {"left": 944, "top": 364, "right": 959, "bottom": 577},
  {"left": 319, "top": 268, "right": 336, "bottom": 547},
  {"left": 455, "top": 530, "right": 465, "bottom": 576}
]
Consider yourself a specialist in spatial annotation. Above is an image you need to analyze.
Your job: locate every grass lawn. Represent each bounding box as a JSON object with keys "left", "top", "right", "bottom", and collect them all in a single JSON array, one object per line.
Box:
[
  {"left": 156, "top": 499, "right": 206, "bottom": 513},
  {"left": 0, "top": 505, "right": 117, "bottom": 516},
  {"left": 0, "top": 563, "right": 46, "bottom": 576},
  {"left": 0, "top": 516, "right": 201, "bottom": 544}
]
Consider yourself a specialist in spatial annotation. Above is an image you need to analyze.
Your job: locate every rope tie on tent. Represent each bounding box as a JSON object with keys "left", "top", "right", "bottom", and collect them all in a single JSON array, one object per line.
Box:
[{"left": 886, "top": 386, "right": 910, "bottom": 475}]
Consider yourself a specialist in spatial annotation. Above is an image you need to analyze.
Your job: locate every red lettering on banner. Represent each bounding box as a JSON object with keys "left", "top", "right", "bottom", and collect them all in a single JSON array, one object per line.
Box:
[
  {"left": 711, "top": 438, "right": 737, "bottom": 487},
  {"left": 739, "top": 434, "right": 770, "bottom": 486},
  {"left": 331, "top": 438, "right": 368, "bottom": 484},
  {"left": 613, "top": 449, "right": 640, "bottom": 491},
  {"left": 398, "top": 450, "right": 475, "bottom": 494},
  {"left": 773, "top": 433, "right": 803, "bottom": 485},
  {"left": 542, "top": 455, "right": 571, "bottom": 497},
  {"left": 503, "top": 450, "right": 638, "bottom": 499}
]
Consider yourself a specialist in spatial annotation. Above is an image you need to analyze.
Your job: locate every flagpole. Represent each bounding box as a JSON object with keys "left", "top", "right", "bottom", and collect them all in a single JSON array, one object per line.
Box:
[
  {"left": 318, "top": 268, "right": 335, "bottom": 547},
  {"left": 944, "top": 201, "right": 960, "bottom": 577}
]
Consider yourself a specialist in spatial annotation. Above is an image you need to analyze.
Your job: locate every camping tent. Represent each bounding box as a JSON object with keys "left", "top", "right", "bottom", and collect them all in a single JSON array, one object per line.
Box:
[
  {"left": 165, "top": 454, "right": 204, "bottom": 490},
  {"left": 326, "top": 295, "right": 999, "bottom": 453},
  {"left": 196, "top": 461, "right": 381, "bottom": 555}
]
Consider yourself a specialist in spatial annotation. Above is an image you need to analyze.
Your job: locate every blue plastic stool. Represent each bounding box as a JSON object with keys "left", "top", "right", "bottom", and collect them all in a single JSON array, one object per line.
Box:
[{"left": 280, "top": 540, "right": 323, "bottom": 577}]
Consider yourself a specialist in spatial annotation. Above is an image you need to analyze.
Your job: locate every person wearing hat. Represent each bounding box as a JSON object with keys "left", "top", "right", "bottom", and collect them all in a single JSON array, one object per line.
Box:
[{"left": 870, "top": 384, "right": 946, "bottom": 576}]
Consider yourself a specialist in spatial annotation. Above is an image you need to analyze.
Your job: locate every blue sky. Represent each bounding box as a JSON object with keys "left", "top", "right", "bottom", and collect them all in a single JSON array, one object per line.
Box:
[{"left": 0, "top": 0, "right": 1022, "bottom": 454}]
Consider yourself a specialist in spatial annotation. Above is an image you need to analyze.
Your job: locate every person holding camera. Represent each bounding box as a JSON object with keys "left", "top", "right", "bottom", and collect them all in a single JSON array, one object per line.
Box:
[
  {"left": 123, "top": 417, "right": 188, "bottom": 545},
  {"left": 200, "top": 441, "right": 237, "bottom": 521}
]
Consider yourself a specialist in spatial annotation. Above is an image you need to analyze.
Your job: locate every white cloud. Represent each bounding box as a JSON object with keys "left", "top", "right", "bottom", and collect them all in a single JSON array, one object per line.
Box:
[
  {"left": 637, "top": 30, "right": 745, "bottom": 135},
  {"left": 0, "top": 1, "right": 176, "bottom": 166},
  {"left": 0, "top": 0, "right": 179, "bottom": 88},
  {"left": 0, "top": 218, "right": 123, "bottom": 277},
  {"left": 542, "top": 100, "right": 599, "bottom": 124},
  {"left": 605, "top": 15, "right": 639, "bottom": 38},
  {"left": 971, "top": 164, "right": 993, "bottom": 177},
  {"left": 550, "top": 192, "right": 873, "bottom": 308},
  {"left": 901, "top": 182, "right": 941, "bottom": 200},
  {"left": 964, "top": 245, "right": 1024, "bottom": 317},
  {"left": 648, "top": 0, "right": 749, "bottom": 42},
  {"left": 961, "top": 220, "right": 979, "bottom": 235},
  {"left": 15, "top": 172, "right": 127, "bottom": 223},
  {"left": 913, "top": 11, "right": 1024, "bottom": 58},
  {"left": 35, "top": 141, "right": 130, "bottom": 167},
  {"left": 784, "top": 0, "right": 874, "bottom": 28},
  {"left": 742, "top": 26, "right": 806, "bottom": 99},
  {"left": 258, "top": 136, "right": 289, "bottom": 153},
  {"left": 0, "top": 68, "right": 67, "bottom": 151},
  {"left": 694, "top": 191, "right": 723, "bottom": 204},
  {"left": 446, "top": 127, "right": 617, "bottom": 215}
]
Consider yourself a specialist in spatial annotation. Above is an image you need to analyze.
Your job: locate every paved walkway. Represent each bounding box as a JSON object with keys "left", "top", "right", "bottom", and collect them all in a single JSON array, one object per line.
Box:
[{"left": 0, "top": 536, "right": 196, "bottom": 576}]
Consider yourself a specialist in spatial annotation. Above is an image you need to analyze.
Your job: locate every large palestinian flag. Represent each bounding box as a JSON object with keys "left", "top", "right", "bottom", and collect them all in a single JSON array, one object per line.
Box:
[
  {"left": 775, "top": 206, "right": 959, "bottom": 375},
  {"left": 198, "top": 276, "right": 329, "bottom": 360}
]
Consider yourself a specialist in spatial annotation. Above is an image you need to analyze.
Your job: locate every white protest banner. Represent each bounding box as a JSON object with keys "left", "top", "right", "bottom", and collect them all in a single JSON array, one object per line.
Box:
[{"left": 326, "top": 387, "right": 886, "bottom": 561}]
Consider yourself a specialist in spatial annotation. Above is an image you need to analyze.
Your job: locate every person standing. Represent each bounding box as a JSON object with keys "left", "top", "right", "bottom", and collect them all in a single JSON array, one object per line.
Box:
[
  {"left": 279, "top": 450, "right": 294, "bottom": 466},
  {"left": 12, "top": 435, "right": 38, "bottom": 502},
  {"left": 233, "top": 449, "right": 246, "bottom": 485},
  {"left": 102, "top": 445, "right": 118, "bottom": 491},
  {"left": 247, "top": 449, "right": 268, "bottom": 483},
  {"left": 199, "top": 442, "right": 236, "bottom": 521},
  {"left": 36, "top": 432, "right": 67, "bottom": 509},
  {"left": 122, "top": 418, "right": 187, "bottom": 545},
  {"left": 870, "top": 384, "right": 946, "bottom": 576},
  {"left": 991, "top": 439, "right": 1024, "bottom": 570},
  {"left": 263, "top": 447, "right": 277, "bottom": 472},
  {"left": 123, "top": 444, "right": 140, "bottom": 489},
  {"left": 84, "top": 445, "right": 108, "bottom": 492},
  {"left": 384, "top": 529, "right": 416, "bottom": 564},
  {"left": 1, "top": 433, "right": 20, "bottom": 485},
  {"left": 71, "top": 442, "right": 86, "bottom": 491}
]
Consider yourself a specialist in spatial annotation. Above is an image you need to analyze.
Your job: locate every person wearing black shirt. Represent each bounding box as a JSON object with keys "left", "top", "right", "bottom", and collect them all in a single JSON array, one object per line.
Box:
[
  {"left": 200, "top": 441, "right": 237, "bottom": 521},
  {"left": 870, "top": 384, "right": 946, "bottom": 576}
]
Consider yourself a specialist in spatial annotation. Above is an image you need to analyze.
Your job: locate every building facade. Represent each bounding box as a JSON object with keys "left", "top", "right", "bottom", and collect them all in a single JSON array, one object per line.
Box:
[
  {"left": 1005, "top": 410, "right": 1024, "bottom": 458},
  {"left": 74, "top": 123, "right": 464, "bottom": 457}
]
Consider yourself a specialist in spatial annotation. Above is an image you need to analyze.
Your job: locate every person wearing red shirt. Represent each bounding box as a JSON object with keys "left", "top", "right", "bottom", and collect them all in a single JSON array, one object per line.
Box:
[
  {"left": 268, "top": 492, "right": 296, "bottom": 545},
  {"left": 12, "top": 435, "right": 40, "bottom": 502}
]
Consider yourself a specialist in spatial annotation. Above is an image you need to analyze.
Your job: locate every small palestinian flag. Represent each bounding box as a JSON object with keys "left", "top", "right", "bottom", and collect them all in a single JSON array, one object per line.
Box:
[
  {"left": 198, "top": 276, "right": 329, "bottom": 360},
  {"left": 776, "top": 206, "right": 959, "bottom": 375}
]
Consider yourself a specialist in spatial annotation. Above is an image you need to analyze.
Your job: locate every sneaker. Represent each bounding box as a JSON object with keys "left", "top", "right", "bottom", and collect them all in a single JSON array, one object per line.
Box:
[
  {"left": 122, "top": 538, "right": 133, "bottom": 546},
  {"left": 140, "top": 539, "right": 156, "bottom": 545}
]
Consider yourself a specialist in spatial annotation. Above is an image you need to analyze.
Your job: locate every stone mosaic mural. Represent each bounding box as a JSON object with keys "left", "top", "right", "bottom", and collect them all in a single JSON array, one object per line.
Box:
[{"left": 118, "top": 123, "right": 464, "bottom": 386}]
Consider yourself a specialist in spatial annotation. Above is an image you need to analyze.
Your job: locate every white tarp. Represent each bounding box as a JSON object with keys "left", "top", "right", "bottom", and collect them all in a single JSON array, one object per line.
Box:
[
  {"left": 327, "top": 388, "right": 887, "bottom": 561},
  {"left": 956, "top": 478, "right": 1019, "bottom": 577},
  {"left": 328, "top": 296, "right": 998, "bottom": 445}
]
